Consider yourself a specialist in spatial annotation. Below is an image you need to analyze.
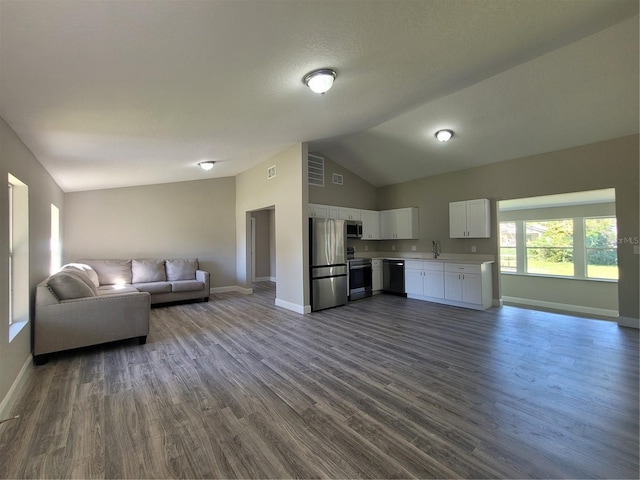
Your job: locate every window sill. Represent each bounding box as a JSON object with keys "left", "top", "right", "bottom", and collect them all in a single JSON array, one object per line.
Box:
[{"left": 9, "top": 320, "right": 28, "bottom": 343}]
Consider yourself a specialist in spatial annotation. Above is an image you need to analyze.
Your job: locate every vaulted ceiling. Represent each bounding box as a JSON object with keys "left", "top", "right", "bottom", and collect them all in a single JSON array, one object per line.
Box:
[{"left": 1, "top": 0, "right": 638, "bottom": 192}]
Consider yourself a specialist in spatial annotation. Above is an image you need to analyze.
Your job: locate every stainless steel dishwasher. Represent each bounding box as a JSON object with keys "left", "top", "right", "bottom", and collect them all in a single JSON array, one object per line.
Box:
[{"left": 382, "top": 259, "right": 406, "bottom": 296}]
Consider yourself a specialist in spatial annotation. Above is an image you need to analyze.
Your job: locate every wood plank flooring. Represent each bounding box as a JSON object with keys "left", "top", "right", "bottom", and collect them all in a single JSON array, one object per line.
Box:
[{"left": 1, "top": 282, "right": 638, "bottom": 478}]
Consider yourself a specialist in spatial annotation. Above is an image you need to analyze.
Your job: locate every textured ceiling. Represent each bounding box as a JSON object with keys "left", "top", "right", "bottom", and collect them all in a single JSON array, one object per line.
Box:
[{"left": 1, "top": 0, "right": 638, "bottom": 192}]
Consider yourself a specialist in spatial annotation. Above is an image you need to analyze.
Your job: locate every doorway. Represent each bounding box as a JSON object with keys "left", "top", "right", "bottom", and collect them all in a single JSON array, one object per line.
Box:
[{"left": 250, "top": 207, "right": 276, "bottom": 285}]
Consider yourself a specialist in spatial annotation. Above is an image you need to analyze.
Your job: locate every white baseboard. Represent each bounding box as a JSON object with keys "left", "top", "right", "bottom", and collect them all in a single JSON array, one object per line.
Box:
[
  {"left": 618, "top": 316, "right": 640, "bottom": 329},
  {"left": 502, "top": 296, "right": 619, "bottom": 318},
  {"left": 274, "top": 298, "right": 308, "bottom": 314},
  {"left": 493, "top": 298, "right": 503, "bottom": 307},
  {"left": 0, "top": 356, "right": 32, "bottom": 420},
  {"left": 254, "top": 276, "right": 275, "bottom": 283}
]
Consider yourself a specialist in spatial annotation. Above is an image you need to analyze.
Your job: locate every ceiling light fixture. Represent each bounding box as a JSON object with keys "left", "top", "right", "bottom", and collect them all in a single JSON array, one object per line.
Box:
[
  {"left": 435, "top": 129, "right": 454, "bottom": 142},
  {"left": 198, "top": 161, "right": 215, "bottom": 171},
  {"left": 303, "top": 68, "right": 337, "bottom": 94}
]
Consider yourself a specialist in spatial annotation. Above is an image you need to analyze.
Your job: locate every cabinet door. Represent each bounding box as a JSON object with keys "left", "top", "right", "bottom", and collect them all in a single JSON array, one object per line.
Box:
[
  {"left": 424, "top": 270, "right": 444, "bottom": 298},
  {"left": 372, "top": 266, "right": 383, "bottom": 291},
  {"left": 449, "top": 201, "right": 467, "bottom": 238},
  {"left": 361, "top": 210, "right": 380, "bottom": 239},
  {"left": 404, "top": 268, "right": 424, "bottom": 296},
  {"left": 394, "top": 208, "right": 418, "bottom": 239},
  {"left": 462, "top": 274, "right": 482, "bottom": 305},
  {"left": 466, "top": 199, "right": 490, "bottom": 238},
  {"left": 309, "top": 204, "right": 327, "bottom": 218},
  {"left": 338, "top": 207, "right": 360, "bottom": 221},
  {"left": 444, "top": 272, "right": 463, "bottom": 301},
  {"left": 379, "top": 210, "right": 395, "bottom": 239}
]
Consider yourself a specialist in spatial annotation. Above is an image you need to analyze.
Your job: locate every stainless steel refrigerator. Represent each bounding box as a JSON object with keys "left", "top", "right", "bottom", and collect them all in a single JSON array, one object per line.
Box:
[{"left": 309, "top": 217, "right": 348, "bottom": 311}]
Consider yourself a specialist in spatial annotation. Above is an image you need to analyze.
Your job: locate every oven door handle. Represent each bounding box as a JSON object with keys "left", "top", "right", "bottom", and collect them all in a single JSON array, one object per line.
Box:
[{"left": 349, "top": 265, "right": 371, "bottom": 270}]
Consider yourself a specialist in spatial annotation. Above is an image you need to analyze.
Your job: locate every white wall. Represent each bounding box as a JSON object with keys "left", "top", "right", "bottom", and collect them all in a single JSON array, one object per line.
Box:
[
  {"left": 236, "top": 143, "right": 309, "bottom": 312},
  {"left": 0, "top": 117, "right": 64, "bottom": 415},
  {"left": 64, "top": 177, "right": 237, "bottom": 288}
]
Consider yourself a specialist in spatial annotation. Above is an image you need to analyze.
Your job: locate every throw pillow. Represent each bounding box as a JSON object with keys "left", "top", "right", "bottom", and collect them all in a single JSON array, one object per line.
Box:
[
  {"left": 78, "top": 259, "right": 132, "bottom": 285},
  {"left": 132, "top": 259, "right": 167, "bottom": 283},
  {"left": 48, "top": 271, "right": 97, "bottom": 300},
  {"left": 166, "top": 258, "right": 198, "bottom": 281},
  {"left": 62, "top": 263, "right": 100, "bottom": 288}
]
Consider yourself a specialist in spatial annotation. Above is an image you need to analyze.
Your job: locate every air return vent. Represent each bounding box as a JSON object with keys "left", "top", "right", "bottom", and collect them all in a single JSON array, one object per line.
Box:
[{"left": 308, "top": 154, "right": 324, "bottom": 186}]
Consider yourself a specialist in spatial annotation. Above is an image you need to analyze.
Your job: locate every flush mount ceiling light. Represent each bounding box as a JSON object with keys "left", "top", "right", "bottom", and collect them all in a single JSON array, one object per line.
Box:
[
  {"left": 303, "top": 68, "right": 337, "bottom": 94},
  {"left": 198, "top": 161, "right": 215, "bottom": 171},
  {"left": 435, "top": 129, "right": 454, "bottom": 142}
]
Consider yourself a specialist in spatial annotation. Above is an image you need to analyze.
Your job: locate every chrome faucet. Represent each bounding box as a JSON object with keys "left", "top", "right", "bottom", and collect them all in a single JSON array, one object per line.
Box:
[{"left": 432, "top": 240, "right": 441, "bottom": 258}]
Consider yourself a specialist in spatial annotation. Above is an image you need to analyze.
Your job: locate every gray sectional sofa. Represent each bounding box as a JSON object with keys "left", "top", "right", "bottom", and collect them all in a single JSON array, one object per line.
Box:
[{"left": 34, "top": 258, "right": 210, "bottom": 364}]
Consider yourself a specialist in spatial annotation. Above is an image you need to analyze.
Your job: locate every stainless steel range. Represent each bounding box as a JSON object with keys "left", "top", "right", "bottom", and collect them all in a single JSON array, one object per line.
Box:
[{"left": 347, "top": 257, "right": 373, "bottom": 300}]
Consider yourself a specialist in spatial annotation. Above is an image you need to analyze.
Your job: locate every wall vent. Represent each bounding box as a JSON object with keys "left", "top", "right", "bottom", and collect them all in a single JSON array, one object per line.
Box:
[
  {"left": 332, "top": 173, "right": 344, "bottom": 185},
  {"left": 308, "top": 154, "right": 324, "bottom": 187},
  {"left": 267, "top": 165, "right": 276, "bottom": 179}
]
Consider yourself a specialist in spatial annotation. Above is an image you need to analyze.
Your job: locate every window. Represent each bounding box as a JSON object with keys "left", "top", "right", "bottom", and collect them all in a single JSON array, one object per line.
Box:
[
  {"left": 499, "top": 222, "right": 517, "bottom": 273},
  {"left": 525, "top": 219, "right": 574, "bottom": 276},
  {"left": 50, "top": 204, "right": 61, "bottom": 274},
  {"left": 8, "top": 182, "right": 13, "bottom": 326},
  {"left": 499, "top": 216, "right": 618, "bottom": 281},
  {"left": 585, "top": 217, "right": 618, "bottom": 280},
  {"left": 8, "top": 173, "right": 29, "bottom": 341}
]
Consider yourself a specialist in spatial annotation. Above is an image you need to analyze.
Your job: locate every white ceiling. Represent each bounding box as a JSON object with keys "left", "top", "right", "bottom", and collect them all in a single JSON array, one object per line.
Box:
[{"left": 1, "top": 0, "right": 638, "bottom": 192}]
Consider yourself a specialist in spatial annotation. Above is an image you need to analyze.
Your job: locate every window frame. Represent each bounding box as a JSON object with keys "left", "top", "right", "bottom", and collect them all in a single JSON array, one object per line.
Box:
[{"left": 499, "top": 215, "right": 618, "bottom": 282}]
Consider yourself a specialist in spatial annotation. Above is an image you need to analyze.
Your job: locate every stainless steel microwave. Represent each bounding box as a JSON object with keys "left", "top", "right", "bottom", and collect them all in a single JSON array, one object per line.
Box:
[{"left": 346, "top": 220, "right": 363, "bottom": 238}]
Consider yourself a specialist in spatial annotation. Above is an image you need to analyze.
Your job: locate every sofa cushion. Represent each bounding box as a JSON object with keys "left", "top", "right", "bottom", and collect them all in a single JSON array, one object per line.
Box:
[
  {"left": 97, "top": 285, "right": 140, "bottom": 296},
  {"left": 166, "top": 259, "right": 198, "bottom": 281},
  {"left": 132, "top": 282, "right": 172, "bottom": 294},
  {"left": 48, "top": 270, "right": 97, "bottom": 300},
  {"left": 170, "top": 280, "right": 204, "bottom": 293},
  {"left": 79, "top": 259, "right": 132, "bottom": 285},
  {"left": 132, "top": 259, "right": 166, "bottom": 283},
  {"left": 61, "top": 263, "right": 100, "bottom": 288}
]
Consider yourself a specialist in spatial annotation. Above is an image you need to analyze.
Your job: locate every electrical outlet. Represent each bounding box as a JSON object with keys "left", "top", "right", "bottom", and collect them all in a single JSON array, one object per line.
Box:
[
  {"left": 411, "top": 245, "right": 417, "bottom": 251},
  {"left": 471, "top": 246, "right": 477, "bottom": 253},
  {"left": 634, "top": 245, "right": 640, "bottom": 255},
  {"left": 391, "top": 245, "right": 396, "bottom": 251}
]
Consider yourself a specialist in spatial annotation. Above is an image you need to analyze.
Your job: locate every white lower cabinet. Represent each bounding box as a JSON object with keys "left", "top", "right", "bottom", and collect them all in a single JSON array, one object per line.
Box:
[
  {"left": 372, "top": 259, "right": 383, "bottom": 292},
  {"left": 405, "top": 260, "right": 492, "bottom": 310},
  {"left": 405, "top": 261, "right": 444, "bottom": 298}
]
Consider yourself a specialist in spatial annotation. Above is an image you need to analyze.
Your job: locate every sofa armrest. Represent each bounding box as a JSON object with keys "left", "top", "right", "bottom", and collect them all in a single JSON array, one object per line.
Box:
[
  {"left": 34, "top": 291, "right": 151, "bottom": 356},
  {"left": 196, "top": 269, "right": 210, "bottom": 298}
]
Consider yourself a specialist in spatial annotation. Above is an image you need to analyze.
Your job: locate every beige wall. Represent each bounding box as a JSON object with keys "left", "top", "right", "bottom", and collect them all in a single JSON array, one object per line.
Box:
[
  {"left": 0, "top": 117, "right": 64, "bottom": 414},
  {"left": 377, "top": 135, "right": 639, "bottom": 320},
  {"left": 308, "top": 153, "right": 377, "bottom": 209},
  {"left": 236, "top": 143, "right": 309, "bottom": 312},
  {"left": 63, "top": 177, "right": 237, "bottom": 288}
]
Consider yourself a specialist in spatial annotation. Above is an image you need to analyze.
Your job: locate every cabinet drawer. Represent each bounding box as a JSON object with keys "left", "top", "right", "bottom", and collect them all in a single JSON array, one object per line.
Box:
[
  {"left": 423, "top": 262, "right": 444, "bottom": 272},
  {"left": 444, "top": 263, "right": 481, "bottom": 274},
  {"left": 405, "top": 260, "right": 424, "bottom": 270}
]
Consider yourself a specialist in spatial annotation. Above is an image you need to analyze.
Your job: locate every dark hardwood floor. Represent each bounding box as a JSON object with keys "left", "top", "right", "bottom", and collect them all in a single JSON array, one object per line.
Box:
[{"left": 1, "top": 282, "right": 638, "bottom": 479}]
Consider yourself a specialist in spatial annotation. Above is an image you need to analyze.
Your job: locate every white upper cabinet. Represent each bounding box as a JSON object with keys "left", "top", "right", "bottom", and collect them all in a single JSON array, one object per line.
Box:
[
  {"left": 449, "top": 199, "right": 491, "bottom": 238},
  {"left": 380, "top": 207, "right": 419, "bottom": 240},
  {"left": 309, "top": 204, "right": 338, "bottom": 219},
  {"left": 360, "top": 209, "right": 380, "bottom": 240},
  {"left": 338, "top": 207, "right": 361, "bottom": 221}
]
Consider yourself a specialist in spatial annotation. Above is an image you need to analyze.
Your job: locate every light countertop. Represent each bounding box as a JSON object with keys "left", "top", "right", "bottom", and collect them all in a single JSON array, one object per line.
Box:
[{"left": 360, "top": 252, "right": 495, "bottom": 265}]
